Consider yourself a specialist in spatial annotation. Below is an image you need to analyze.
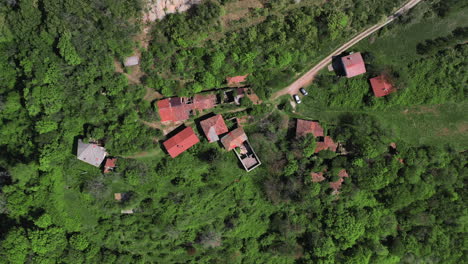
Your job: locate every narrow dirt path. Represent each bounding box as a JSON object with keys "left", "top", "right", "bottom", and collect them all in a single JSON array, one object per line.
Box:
[{"left": 271, "top": 0, "right": 424, "bottom": 100}]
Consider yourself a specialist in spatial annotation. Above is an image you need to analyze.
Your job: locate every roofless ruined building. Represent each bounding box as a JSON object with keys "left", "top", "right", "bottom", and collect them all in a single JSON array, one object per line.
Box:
[{"left": 221, "top": 127, "right": 261, "bottom": 172}]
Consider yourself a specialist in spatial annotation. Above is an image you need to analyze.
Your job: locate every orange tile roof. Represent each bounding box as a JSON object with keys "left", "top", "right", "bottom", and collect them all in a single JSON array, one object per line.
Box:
[
  {"left": 221, "top": 127, "right": 248, "bottom": 151},
  {"left": 296, "top": 119, "right": 324, "bottom": 138},
  {"left": 315, "top": 136, "right": 338, "bottom": 153},
  {"left": 194, "top": 94, "right": 217, "bottom": 110},
  {"left": 104, "top": 158, "right": 117, "bottom": 173},
  {"left": 329, "top": 169, "right": 349, "bottom": 194},
  {"left": 370, "top": 75, "right": 395, "bottom": 97},
  {"left": 311, "top": 172, "right": 325, "bottom": 182},
  {"left": 200, "top": 115, "right": 229, "bottom": 143},
  {"left": 163, "top": 127, "right": 200, "bottom": 158}
]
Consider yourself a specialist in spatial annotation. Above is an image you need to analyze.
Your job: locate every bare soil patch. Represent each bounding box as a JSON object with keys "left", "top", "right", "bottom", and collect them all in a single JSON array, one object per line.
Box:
[
  {"left": 144, "top": 87, "right": 163, "bottom": 102},
  {"left": 143, "top": 0, "right": 201, "bottom": 22},
  {"left": 222, "top": 0, "right": 263, "bottom": 26}
]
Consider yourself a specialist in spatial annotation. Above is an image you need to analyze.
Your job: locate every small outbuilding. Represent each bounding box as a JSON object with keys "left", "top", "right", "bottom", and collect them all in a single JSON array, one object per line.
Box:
[
  {"left": 370, "top": 75, "right": 395, "bottom": 97},
  {"left": 114, "top": 193, "right": 123, "bottom": 201},
  {"left": 341, "top": 52, "right": 366, "bottom": 78},
  {"left": 163, "top": 127, "right": 200, "bottom": 158},
  {"left": 104, "top": 158, "right": 117, "bottom": 173},
  {"left": 76, "top": 139, "right": 107, "bottom": 167},
  {"left": 200, "top": 114, "right": 229, "bottom": 143},
  {"left": 124, "top": 56, "right": 139, "bottom": 67}
]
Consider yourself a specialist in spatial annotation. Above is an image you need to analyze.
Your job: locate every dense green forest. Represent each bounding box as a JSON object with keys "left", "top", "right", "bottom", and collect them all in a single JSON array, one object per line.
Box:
[{"left": 0, "top": 0, "right": 467, "bottom": 263}]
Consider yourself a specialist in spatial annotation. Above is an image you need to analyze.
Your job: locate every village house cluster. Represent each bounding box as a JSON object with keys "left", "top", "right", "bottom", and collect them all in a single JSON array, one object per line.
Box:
[
  {"left": 162, "top": 114, "right": 261, "bottom": 172},
  {"left": 340, "top": 52, "right": 396, "bottom": 97},
  {"left": 152, "top": 75, "right": 262, "bottom": 171},
  {"left": 157, "top": 87, "right": 260, "bottom": 123}
]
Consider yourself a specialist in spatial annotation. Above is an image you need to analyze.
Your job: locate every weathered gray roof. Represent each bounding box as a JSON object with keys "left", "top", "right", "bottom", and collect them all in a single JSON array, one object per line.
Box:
[
  {"left": 77, "top": 139, "right": 106, "bottom": 167},
  {"left": 124, "top": 56, "right": 139, "bottom": 67},
  {"left": 207, "top": 127, "right": 219, "bottom": 142}
]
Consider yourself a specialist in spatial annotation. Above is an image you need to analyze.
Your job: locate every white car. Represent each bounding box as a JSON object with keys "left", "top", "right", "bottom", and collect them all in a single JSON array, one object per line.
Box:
[
  {"left": 293, "top": 94, "right": 301, "bottom": 104},
  {"left": 300, "top": 88, "right": 308, "bottom": 96}
]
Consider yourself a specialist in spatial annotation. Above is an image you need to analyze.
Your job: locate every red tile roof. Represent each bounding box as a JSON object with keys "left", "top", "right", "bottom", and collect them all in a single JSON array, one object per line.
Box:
[
  {"left": 194, "top": 94, "right": 217, "bottom": 110},
  {"left": 341, "top": 53, "right": 366, "bottom": 78},
  {"left": 157, "top": 95, "right": 219, "bottom": 122},
  {"left": 157, "top": 99, "right": 173, "bottom": 122},
  {"left": 170, "top": 97, "right": 191, "bottom": 122},
  {"left": 338, "top": 169, "right": 348, "bottom": 178},
  {"left": 315, "top": 136, "right": 338, "bottom": 153},
  {"left": 296, "top": 119, "right": 324, "bottom": 138},
  {"left": 200, "top": 115, "right": 229, "bottom": 143},
  {"left": 226, "top": 74, "right": 249, "bottom": 85},
  {"left": 221, "top": 127, "right": 248, "bottom": 151},
  {"left": 163, "top": 127, "right": 200, "bottom": 158},
  {"left": 104, "top": 158, "right": 117, "bottom": 173},
  {"left": 311, "top": 172, "right": 325, "bottom": 182},
  {"left": 330, "top": 169, "right": 349, "bottom": 194},
  {"left": 370, "top": 75, "right": 395, "bottom": 97},
  {"left": 157, "top": 98, "right": 191, "bottom": 122}
]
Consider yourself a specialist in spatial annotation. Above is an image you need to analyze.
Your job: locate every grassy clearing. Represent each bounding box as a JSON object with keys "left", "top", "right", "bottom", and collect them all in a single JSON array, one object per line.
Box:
[
  {"left": 290, "top": 5, "right": 468, "bottom": 149},
  {"left": 356, "top": 4, "right": 468, "bottom": 66},
  {"left": 293, "top": 101, "right": 468, "bottom": 149}
]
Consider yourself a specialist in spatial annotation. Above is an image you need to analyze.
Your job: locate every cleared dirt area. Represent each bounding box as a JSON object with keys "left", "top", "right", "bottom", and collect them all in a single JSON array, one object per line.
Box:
[
  {"left": 143, "top": 0, "right": 201, "bottom": 22},
  {"left": 143, "top": 120, "right": 188, "bottom": 135},
  {"left": 222, "top": 0, "right": 263, "bottom": 26},
  {"left": 143, "top": 87, "right": 163, "bottom": 102}
]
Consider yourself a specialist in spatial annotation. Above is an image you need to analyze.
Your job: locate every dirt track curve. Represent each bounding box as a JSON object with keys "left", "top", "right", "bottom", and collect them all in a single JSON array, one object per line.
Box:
[{"left": 272, "top": 0, "right": 424, "bottom": 99}]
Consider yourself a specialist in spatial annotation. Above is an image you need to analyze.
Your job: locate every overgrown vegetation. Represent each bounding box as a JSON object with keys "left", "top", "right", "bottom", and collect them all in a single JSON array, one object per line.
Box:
[
  {"left": 0, "top": 0, "right": 466, "bottom": 263},
  {"left": 143, "top": 0, "right": 406, "bottom": 98}
]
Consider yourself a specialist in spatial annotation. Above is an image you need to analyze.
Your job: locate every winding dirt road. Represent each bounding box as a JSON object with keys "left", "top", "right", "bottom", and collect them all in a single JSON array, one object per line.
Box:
[{"left": 272, "top": 0, "right": 424, "bottom": 99}]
